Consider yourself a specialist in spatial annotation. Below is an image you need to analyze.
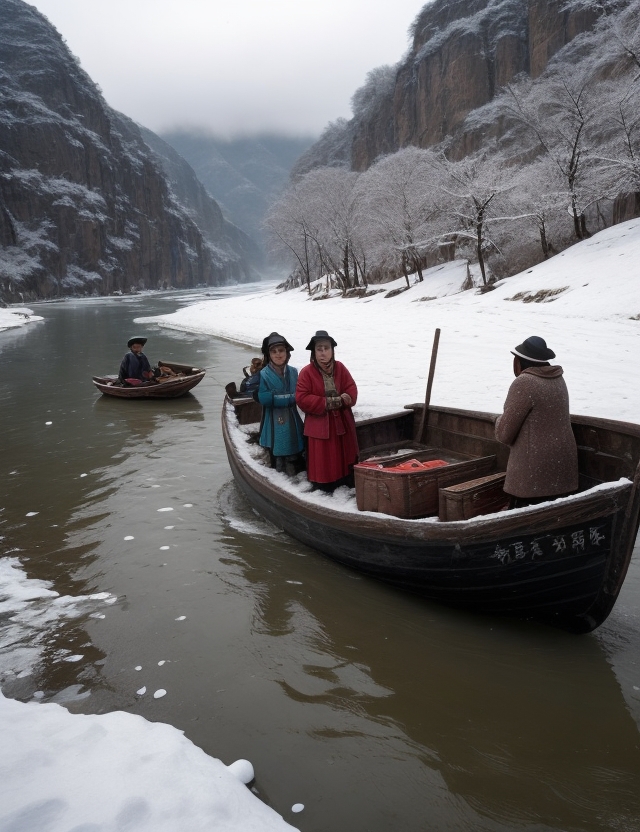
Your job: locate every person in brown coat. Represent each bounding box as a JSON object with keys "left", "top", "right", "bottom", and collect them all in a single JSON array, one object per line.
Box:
[{"left": 495, "top": 336, "right": 578, "bottom": 507}]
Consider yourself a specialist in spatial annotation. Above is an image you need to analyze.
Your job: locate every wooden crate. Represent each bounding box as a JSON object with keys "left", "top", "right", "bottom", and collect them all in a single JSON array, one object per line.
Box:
[
  {"left": 438, "top": 472, "right": 508, "bottom": 521},
  {"left": 354, "top": 450, "right": 496, "bottom": 519}
]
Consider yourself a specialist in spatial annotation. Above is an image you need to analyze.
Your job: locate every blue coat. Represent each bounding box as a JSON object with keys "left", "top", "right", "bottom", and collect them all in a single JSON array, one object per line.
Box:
[
  {"left": 119, "top": 350, "right": 152, "bottom": 382},
  {"left": 240, "top": 371, "right": 261, "bottom": 397},
  {"left": 258, "top": 364, "right": 304, "bottom": 457}
]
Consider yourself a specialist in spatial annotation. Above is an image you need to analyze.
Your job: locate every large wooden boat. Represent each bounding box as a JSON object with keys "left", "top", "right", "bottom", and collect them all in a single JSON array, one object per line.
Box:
[
  {"left": 92, "top": 361, "right": 205, "bottom": 399},
  {"left": 222, "top": 398, "right": 640, "bottom": 633}
]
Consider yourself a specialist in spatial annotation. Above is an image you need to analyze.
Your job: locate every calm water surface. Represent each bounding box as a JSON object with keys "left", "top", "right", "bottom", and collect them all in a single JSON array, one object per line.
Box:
[{"left": 1, "top": 293, "right": 640, "bottom": 832}]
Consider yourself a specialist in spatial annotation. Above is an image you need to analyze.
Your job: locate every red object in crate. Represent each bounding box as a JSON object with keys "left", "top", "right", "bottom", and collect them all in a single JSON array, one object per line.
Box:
[{"left": 386, "top": 458, "right": 448, "bottom": 473}]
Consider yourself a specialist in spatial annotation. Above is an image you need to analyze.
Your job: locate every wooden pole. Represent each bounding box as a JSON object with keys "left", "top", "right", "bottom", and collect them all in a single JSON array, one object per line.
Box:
[{"left": 418, "top": 328, "right": 441, "bottom": 445}]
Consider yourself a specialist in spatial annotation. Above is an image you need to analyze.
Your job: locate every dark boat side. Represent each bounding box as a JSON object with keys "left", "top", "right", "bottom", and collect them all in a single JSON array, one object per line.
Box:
[
  {"left": 92, "top": 361, "right": 206, "bottom": 399},
  {"left": 223, "top": 400, "right": 640, "bottom": 633}
]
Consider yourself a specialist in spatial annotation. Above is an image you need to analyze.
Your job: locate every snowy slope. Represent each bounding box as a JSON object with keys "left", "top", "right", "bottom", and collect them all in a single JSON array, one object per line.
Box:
[{"left": 137, "top": 219, "right": 640, "bottom": 424}]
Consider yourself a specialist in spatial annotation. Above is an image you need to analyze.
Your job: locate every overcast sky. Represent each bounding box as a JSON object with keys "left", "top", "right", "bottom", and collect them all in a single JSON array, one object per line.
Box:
[{"left": 28, "top": 0, "right": 425, "bottom": 138}]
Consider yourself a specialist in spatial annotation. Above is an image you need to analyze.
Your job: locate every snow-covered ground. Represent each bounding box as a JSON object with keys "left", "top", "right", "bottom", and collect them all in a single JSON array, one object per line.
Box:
[
  {"left": 0, "top": 306, "right": 43, "bottom": 331},
  {"left": 137, "top": 219, "right": 640, "bottom": 424},
  {"left": 0, "top": 687, "right": 296, "bottom": 831}
]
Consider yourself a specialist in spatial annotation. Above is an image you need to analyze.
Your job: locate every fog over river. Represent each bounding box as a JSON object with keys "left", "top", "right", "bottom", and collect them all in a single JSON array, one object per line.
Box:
[{"left": 1, "top": 292, "right": 640, "bottom": 832}]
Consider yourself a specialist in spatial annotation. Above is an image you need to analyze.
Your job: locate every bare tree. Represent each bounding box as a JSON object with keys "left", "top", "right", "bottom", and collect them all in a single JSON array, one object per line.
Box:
[
  {"left": 296, "top": 168, "right": 363, "bottom": 293},
  {"left": 509, "top": 156, "right": 570, "bottom": 260},
  {"left": 587, "top": 79, "right": 640, "bottom": 200},
  {"left": 437, "top": 151, "right": 521, "bottom": 285},
  {"left": 353, "top": 147, "right": 443, "bottom": 286},
  {"left": 265, "top": 183, "right": 320, "bottom": 292},
  {"left": 505, "top": 72, "right": 600, "bottom": 240}
]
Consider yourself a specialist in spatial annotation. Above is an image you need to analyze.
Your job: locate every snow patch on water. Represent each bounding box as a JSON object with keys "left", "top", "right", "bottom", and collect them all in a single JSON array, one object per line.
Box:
[{"left": 0, "top": 558, "right": 116, "bottom": 684}]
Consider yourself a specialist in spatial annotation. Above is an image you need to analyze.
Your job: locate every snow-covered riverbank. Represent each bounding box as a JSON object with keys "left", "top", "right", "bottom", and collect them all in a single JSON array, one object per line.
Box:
[
  {"left": 138, "top": 218, "right": 640, "bottom": 424},
  {"left": 0, "top": 306, "right": 43, "bottom": 331},
  {"left": 0, "top": 687, "right": 296, "bottom": 832}
]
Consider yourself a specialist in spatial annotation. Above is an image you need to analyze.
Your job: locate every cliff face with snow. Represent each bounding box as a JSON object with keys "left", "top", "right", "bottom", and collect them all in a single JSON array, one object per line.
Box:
[
  {"left": 308, "top": 0, "right": 600, "bottom": 172},
  {"left": 0, "top": 0, "right": 258, "bottom": 302}
]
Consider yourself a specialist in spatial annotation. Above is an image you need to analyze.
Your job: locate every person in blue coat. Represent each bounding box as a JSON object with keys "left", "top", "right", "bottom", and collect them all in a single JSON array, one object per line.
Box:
[
  {"left": 118, "top": 337, "right": 155, "bottom": 385},
  {"left": 258, "top": 332, "right": 304, "bottom": 475}
]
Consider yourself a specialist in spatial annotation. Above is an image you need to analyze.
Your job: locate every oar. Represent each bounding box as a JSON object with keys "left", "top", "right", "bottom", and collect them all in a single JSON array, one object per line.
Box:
[{"left": 417, "top": 328, "right": 441, "bottom": 446}]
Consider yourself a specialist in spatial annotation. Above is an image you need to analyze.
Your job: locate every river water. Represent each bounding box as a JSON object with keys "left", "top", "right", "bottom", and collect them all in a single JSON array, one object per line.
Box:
[{"left": 1, "top": 293, "right": 640, "bottom": 832}]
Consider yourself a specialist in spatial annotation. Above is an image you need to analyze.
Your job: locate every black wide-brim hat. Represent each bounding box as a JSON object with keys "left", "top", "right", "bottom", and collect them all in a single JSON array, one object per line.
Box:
[
  {"left": 511, "top": 336, "right": 555, "bottom": 363},
  {"left": 261, "top": 331, "right": 294, "bottom": 356},
  {"left": 127, "top": 337, "right": 147, "bottom": 348},
  {"left": 305, "top": 330, "right": 337, "bottom": 350}
]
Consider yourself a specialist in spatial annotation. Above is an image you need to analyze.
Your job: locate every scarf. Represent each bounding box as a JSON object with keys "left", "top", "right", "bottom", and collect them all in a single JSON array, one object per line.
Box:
[{"left": 314, "top": 358, "right": 342, "bottom": 410}]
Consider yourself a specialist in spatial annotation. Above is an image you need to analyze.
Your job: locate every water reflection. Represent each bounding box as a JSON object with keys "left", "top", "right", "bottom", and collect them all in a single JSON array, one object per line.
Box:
[
  {"left": 92, "top": 394, "right": 204, "bottom": 439},
  {"left": 222, "top": 486, "right": 640, "bottom": 831}
]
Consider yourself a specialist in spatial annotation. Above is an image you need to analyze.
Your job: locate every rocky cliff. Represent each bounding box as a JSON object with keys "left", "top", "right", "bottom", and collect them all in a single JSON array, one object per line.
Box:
[
  {"left": 349, "top": 0, "right": 600, "bottom": 170},
  {"left": 0, "top": 0, "right": 258, "bottom": 302}
]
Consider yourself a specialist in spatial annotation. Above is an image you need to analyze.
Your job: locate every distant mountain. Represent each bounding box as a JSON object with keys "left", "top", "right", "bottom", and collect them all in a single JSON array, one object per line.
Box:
[
  {"left": 0, "top": 0, "right": 259, "bottom": 303},
  {"left": 159, "top": 132, "right": 315, "bottom": 248},
  {"left": 139, "top": 129, "right": 263, "bottom": 270}
]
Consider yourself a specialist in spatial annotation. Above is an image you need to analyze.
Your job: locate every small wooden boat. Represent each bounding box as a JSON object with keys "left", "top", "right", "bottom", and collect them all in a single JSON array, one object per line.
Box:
[
  {"left": 92, "top": 361, "right": 205, "bottom": 399},
  {"left": 222, "top": 399, "right": 640, "bottom": 633}
]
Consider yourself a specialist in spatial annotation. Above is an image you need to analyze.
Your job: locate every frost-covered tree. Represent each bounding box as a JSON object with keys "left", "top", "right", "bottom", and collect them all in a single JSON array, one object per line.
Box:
[
  {"left": 353, "top": 147, "right": 444, "bottom": 286},
  {"left": 290, "top": 118, "right": 353, "bottom": 179},
  {"left": 265, "top": 182, "right": 320, "bottom": 292},
  {"left": 437, "top": 151, "right": 520, "bottom": 284},
  {"left": 351, "top": 65, "right": 397, "bottom": 122},
  {"left": 265, "top": 168, "right": 363, "bottom": 294},
  {"left": 509, "top": 156, "right": 570, "bottom": 260},
  {"left": 505, "top": 72, "right": 601, "bottom": 240},
  {"left": 587, "top": 79, "right": 640, "bottom": 198},
  {"left": 297, "top": 167, "right": 362, "bottom": 292}
]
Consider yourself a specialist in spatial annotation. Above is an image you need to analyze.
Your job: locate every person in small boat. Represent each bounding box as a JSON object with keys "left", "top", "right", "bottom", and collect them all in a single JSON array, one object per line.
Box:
[
  {"left": 240, "top": 357, "right": 263, "bottom": 397},
  {"left": 118, "top": 337, "right": 155, "bottom": 385},
  {"left": 257, "top": 332, "right": 304, "bottom": 476},
  {"left": 296, "top": 330, "right": 359, "bottom": 492},
  {"left": 495, "top": 336, "right": 578, "bottom": 508}
]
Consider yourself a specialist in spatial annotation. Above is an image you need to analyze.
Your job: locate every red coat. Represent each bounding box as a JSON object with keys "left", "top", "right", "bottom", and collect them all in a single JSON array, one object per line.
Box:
[{"left": 296, "top": 361, "right": 359, "bottom": 484}]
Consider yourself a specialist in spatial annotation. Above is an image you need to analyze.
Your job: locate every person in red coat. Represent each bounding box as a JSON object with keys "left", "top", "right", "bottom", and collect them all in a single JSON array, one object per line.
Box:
[{"left": 296, "top": 330, "right": 359, "bottom": 491}]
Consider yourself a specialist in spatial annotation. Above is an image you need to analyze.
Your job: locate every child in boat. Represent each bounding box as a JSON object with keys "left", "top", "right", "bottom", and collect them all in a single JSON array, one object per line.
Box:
[
  {"left": 240, "top": 356, "right": 263, "bottom": 397},
  {"left": 118, "top": 336, "right": 154, "bottom": 385},
  {"left": 295, "top": 330, "right": 359, "bottom": 492},
  {"left": 257, "top": 332, "right": 304, "bottom": 476}
]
